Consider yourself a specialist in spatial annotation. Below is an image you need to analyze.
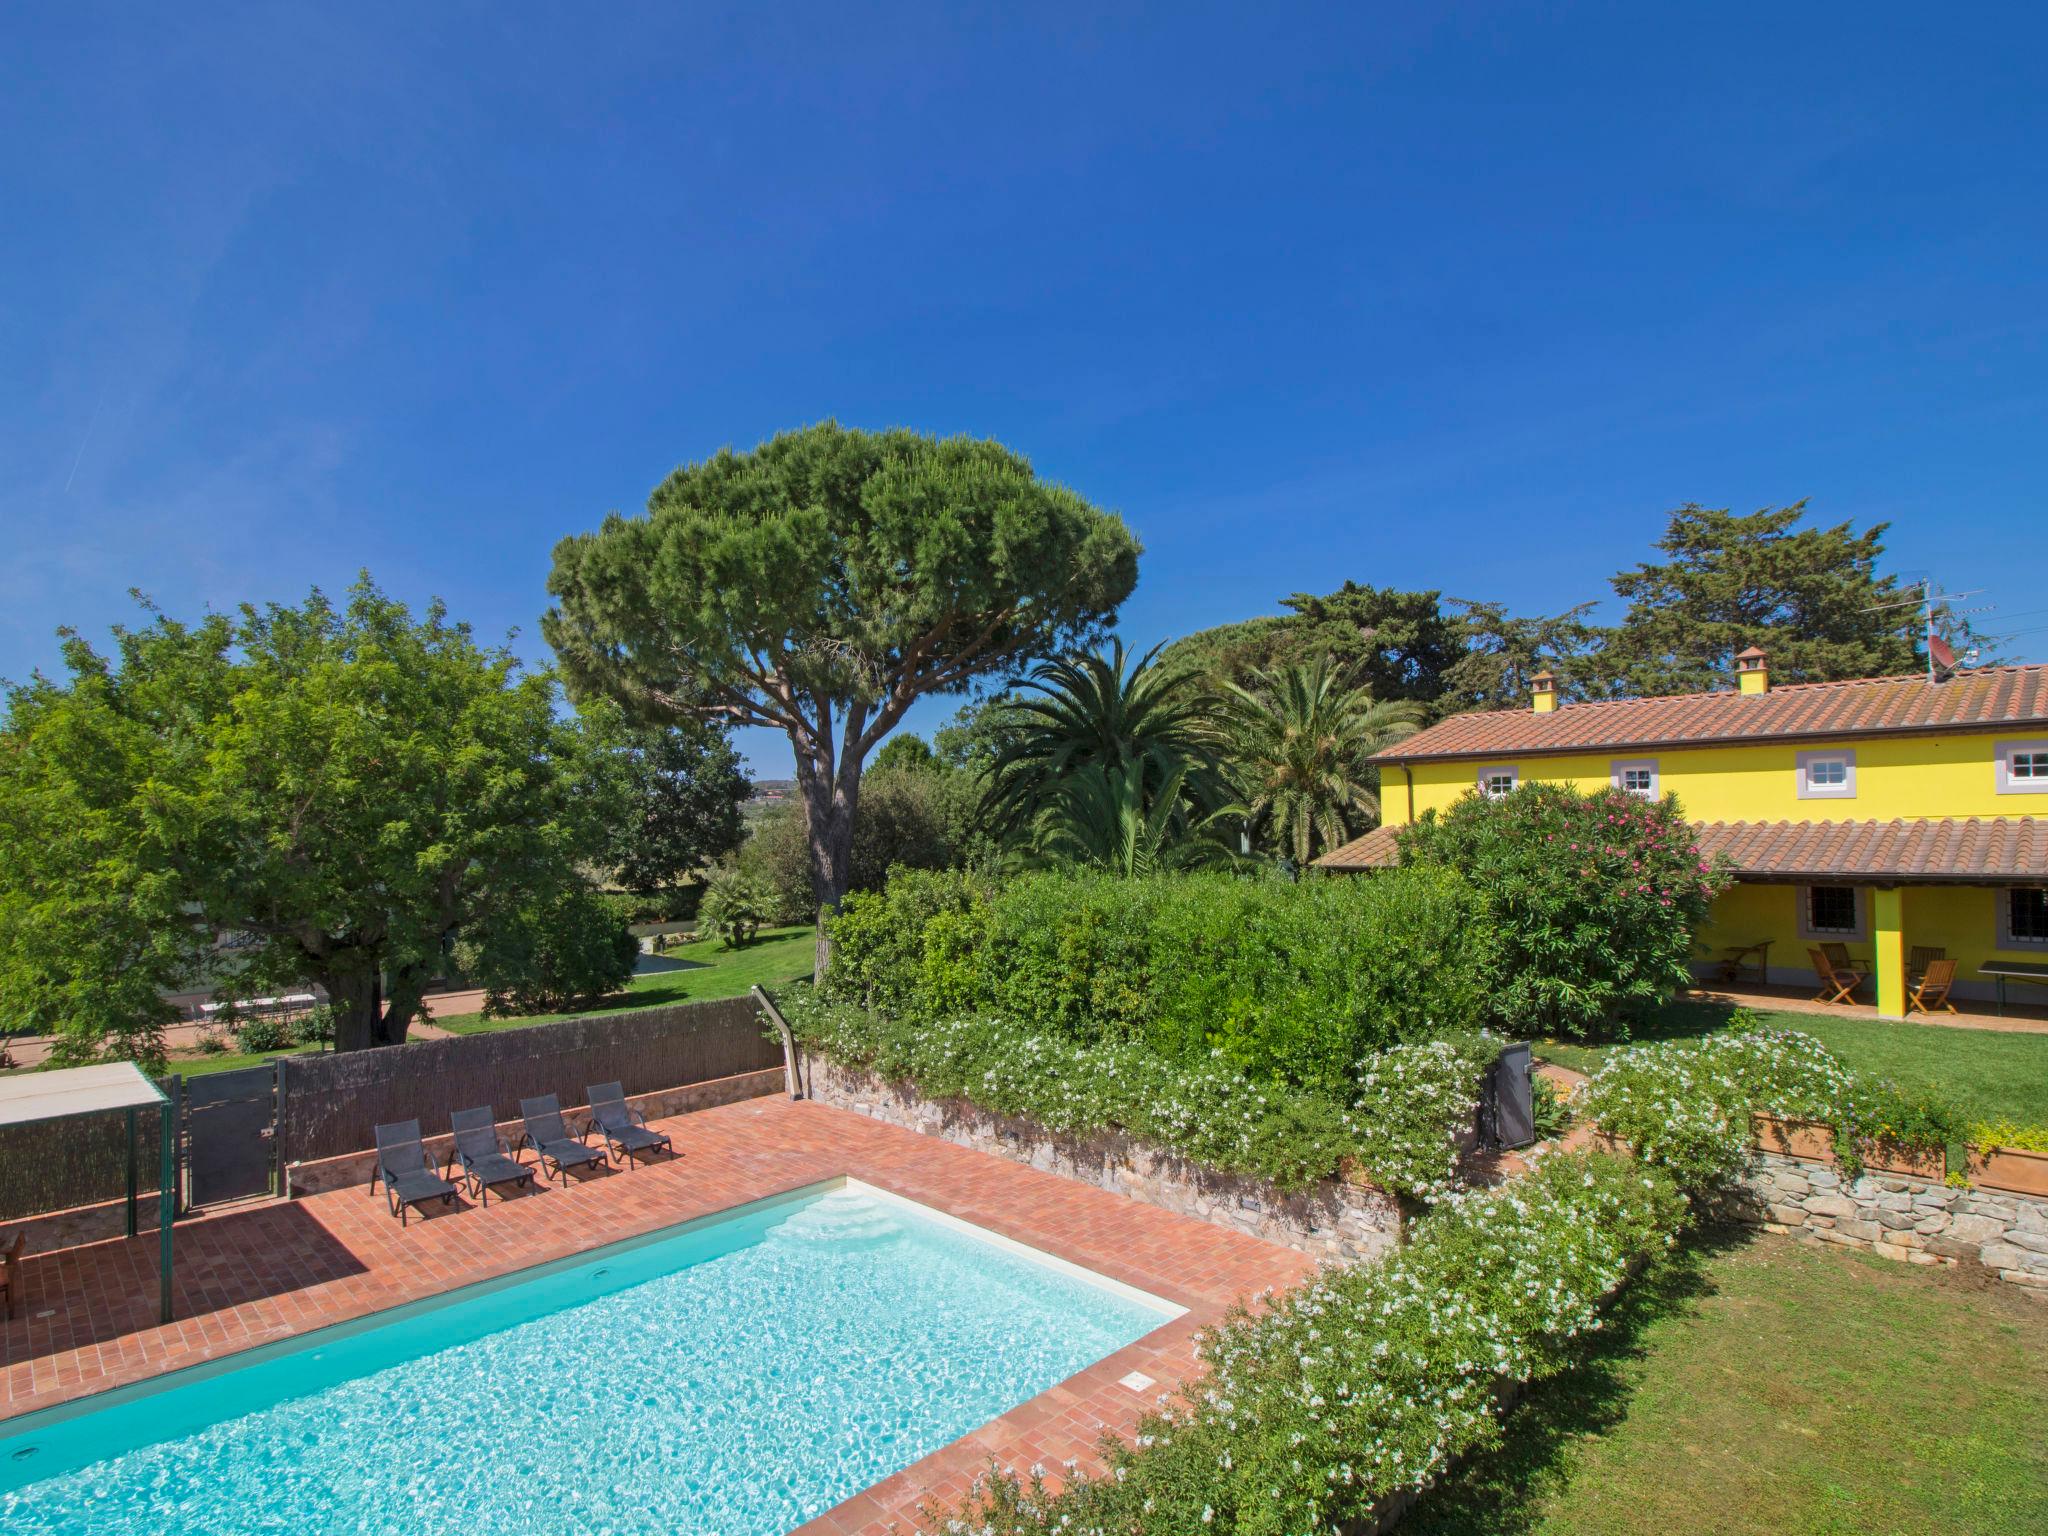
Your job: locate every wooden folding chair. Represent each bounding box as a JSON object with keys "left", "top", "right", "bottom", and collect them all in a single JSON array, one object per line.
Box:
[
  {"left": 1808, "top": 946, "right": 1866, "bottom": 1005},
  {"left": 1907, "top": 945, "right": 1946, "bottom": 984},
  {"left": 1821, "top": 941, "right": 1855, "bottom": 973},
  {"left": 1907, "top": 957, "right": 1959, "bottom": 1016}
]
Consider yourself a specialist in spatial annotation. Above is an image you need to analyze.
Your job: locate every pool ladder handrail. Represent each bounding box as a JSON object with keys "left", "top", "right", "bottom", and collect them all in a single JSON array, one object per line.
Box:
[{"left": 751, "top": 986, "right": 807, "bottom": 1100}]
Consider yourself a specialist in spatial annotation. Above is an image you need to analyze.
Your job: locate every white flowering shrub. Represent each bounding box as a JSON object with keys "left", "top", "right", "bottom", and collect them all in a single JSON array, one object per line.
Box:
[
  {"left": 950, "top": 1152, "right": 1688, "bottom": 1536},
  {"left": 1347, "top": 1038, "right": 1495, "bottom": 1200},
  {"left": 783, "top": 994, "right": 1493, "bottom": 1198},
  {"left": 1572, "top": 1017, "right": 1957, "bottom": 1192}
]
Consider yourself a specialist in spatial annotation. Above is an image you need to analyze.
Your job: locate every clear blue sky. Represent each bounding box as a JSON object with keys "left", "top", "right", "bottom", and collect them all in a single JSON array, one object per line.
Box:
[{"left": 5, "top": 4, "right": 2043, "bottom": 776}]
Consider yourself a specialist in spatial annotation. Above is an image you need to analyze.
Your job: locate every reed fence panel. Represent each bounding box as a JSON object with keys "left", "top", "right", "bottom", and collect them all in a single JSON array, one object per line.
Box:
[{"left": 277, "top": 996, "right": 776, "bottom": 1165}]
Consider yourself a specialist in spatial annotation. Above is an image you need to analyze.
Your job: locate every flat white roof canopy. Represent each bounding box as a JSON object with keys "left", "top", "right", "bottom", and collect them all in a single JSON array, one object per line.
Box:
[
  {"left": 0, "top": 1060, "right": 169, "bottom": 1130},
  {"left": 0, "top": 1059, "right": 177, "bottom": 1322}
]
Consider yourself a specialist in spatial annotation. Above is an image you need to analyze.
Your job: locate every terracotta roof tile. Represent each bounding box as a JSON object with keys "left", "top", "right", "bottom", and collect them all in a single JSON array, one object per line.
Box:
[
  {"left": 1314, "top": 825, "right": 1402, "bottom": 869},
  {"left": 1371, "top": 665, "right": 2048, "bottom": 764},
  {"left": 1313, "top": 817, "right": 2048, "bottom": 882},
  {"left": 1689, "top": 818, "right": 2048, "bottom": 882}
]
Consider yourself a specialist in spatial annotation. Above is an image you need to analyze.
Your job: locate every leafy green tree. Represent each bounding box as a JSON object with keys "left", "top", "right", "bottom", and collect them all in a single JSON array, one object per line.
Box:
[
  {"left": 932, "top": 693, "right": 1025, "bottom": 774},
  {"left": 736, "top": 804, "right": 817, "bottom": 925},
  {"left": 980, "top": 639, "right": 1229, "bottom": 844},
  {"left": 1438, "top": 598, "right": 1606, "bottom": 711},
  {"left": 1597, "top": 503, "right": 1932, "bottom": 695},
  {"left": 544, "top": 422, "right": 1138, "bottom": 976},
  {"left": 1163, "top": 614, "right": 1298, "bottom": 684},
  {"left": 1222, "top": 661, "right": 1422, "bottom": 863},
  {"left": 579, "top": 701, "right": 749, "bottom": 894},
  {"left": 1166, "top": 583, "right": 1466, "bottom": 708},
  {"left": 0, "top": 580, "right": 624, "bottom": 1060},
  {"left": 871, "top": 733, "right": 938, "bottom": 775},
  {"left": 0, "top": 617, "right": 223, "bottom": 1070},
  {"left": 1167, "top": 583, "right": 1607, "bottom": 718},
  {"left": 849, "top": 765, "right": 982, "bottom": 889},
  {"left": 742, "top": 763, "right": 982, "bottom": 922},
  {"left": 452, "top": 884, "right": 639, "bottom": 1018}
]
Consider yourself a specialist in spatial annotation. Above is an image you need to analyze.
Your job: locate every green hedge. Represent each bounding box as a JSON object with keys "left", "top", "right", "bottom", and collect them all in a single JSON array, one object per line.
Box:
[
  {"left": 958, "top": 1150, "right": 1688, "bottom": 1536},
  {"left": 822, "top": 867, "right": 1496, "bottom": 1097},
  {"left": 785, "top": 993, "right": 1495, "bottom": 1196}
]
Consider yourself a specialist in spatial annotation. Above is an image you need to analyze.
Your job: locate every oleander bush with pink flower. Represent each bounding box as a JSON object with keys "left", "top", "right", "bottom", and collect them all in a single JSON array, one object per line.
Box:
[{"left": 1394, "top": 781, "right": 1730, "bottom": 1040}]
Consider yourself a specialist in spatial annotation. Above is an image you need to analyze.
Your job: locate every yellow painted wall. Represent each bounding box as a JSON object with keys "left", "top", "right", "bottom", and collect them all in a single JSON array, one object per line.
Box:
[
  {"left": 1371, "top": 711, "right": 2048, "bottom": 1010},
  {"left": 1692, "top": 880, "right": 2040, "bottom": 1004},
  {"left": 1381, "top": 728, "right": 2037, "bottom": 828}
]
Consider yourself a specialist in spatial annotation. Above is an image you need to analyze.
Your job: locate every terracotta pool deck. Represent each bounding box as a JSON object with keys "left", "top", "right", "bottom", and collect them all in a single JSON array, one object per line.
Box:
[{"left": 0, "top": 1093, "right": 1313, "bottom": 1534}]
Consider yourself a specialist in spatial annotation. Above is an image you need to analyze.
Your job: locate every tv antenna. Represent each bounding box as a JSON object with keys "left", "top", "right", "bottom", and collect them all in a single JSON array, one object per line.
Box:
[{"left": 1864, "top": 580, "right": 1990, "bottom": 682}]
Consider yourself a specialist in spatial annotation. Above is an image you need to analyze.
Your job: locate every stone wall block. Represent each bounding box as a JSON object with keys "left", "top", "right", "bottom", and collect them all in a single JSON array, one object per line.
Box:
[{"left": 1944, "top": 1213, "right": 2009, "bottom": 1245}]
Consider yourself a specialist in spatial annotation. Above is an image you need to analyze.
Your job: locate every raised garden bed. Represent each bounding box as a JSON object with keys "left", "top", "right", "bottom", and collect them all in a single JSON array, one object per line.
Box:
[
  {"left": 1752, "top": 1113, "right": 1835, "bottom": 1163},
  {"left": 1863, "top": 1142, "right": 1948, "bottom": 1180},
  {"left": 1966, "top": 1144, "right": 2048, "bottom": 1198}
]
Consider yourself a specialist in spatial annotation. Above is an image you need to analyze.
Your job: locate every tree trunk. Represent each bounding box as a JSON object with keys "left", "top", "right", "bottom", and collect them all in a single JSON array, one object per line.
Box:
[
  {"left": 325, "top": 967, "right": 414, "bottom": 1050},
  {"left": 798, "top": 764, "right": 860, "bottom": 984},
  {"left": 327, "top": 969, "right": 385, "bottom": 1053},
  {"left": 377, "top": 961, "right": 429, "bottom": 1048}
]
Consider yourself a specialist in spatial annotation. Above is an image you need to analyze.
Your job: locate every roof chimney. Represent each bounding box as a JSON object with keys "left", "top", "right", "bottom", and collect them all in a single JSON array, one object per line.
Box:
[
  {"left": 1735, "top": 646, "right": 1769, "bottom": 695},
  {"left": 1531, "top": 669, "right": 1558, "bottom": 713}
]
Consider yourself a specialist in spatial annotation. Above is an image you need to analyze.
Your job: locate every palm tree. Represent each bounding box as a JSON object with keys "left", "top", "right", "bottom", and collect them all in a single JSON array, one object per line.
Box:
[
  {"left": 1223, "top": 660, "right": 1424, "bottom": 864},
  {"left": 980, "top": 639, "right": 1229, "bottom": 843},
  {"left": 1026, "top": 758, "right": 1244, "bottom": 878}
]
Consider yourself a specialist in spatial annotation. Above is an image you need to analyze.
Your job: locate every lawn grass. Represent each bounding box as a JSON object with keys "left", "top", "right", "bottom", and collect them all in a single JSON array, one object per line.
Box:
[
  {"left": 1407, "top": 1230, "right": 2048, "bottom": 1536},
  {"left": 433, "top": 925, "right": 817, "bottom": 1035},
  {"left": 172, "top": 1044, "right": 324, "bottom": 1077},
  {"left": 1537, "top": 998, "right": 2048, "bottom": 1127}
]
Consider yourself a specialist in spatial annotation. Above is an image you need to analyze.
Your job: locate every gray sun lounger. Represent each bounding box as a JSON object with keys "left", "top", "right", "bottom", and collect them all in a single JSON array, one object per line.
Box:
[
  {"left": 372, "top": 1119, "right": 459, "bottom": 1225},
  {"left": 518, "top": 1095, "right": 609, "bottom": 1184},
  {"left": 448, "top": 1106, "right": 538, "bottom": 1206},
  {"left": 585, "top": 1082, "right": 675, "bottom": 1168}
]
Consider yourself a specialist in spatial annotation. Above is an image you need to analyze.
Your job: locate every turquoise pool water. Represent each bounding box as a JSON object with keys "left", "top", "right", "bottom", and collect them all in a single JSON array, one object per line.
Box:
[{"left": 0, "top": 1182, "right": 1176, "bottom": 1535}]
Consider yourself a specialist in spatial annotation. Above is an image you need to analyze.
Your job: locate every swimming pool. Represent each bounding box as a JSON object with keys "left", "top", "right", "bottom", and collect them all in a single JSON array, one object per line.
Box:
[{"left": 0, "top": 1179, "right": 1179, "bottom": 1535}]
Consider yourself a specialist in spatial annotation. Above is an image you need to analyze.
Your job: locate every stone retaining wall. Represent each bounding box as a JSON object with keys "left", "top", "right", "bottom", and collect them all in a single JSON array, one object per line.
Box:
[
  {"left": 1748, "top": 1151, "right": 2048, "bottom": 1294},
  {"left": 801, "top": 1054, "right": 1403, "bottom": 1265}
]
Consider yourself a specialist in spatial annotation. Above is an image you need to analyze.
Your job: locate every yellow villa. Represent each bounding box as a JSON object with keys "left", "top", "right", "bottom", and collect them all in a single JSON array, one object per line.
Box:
[{"left": 1315, "top": 649, "right": 2048, "bottom": 1020}]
